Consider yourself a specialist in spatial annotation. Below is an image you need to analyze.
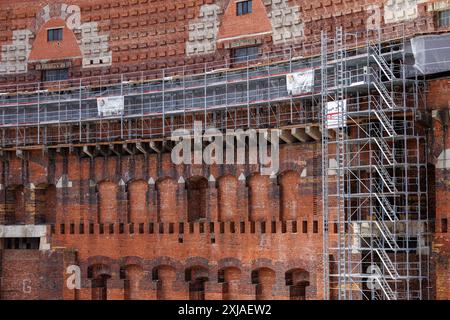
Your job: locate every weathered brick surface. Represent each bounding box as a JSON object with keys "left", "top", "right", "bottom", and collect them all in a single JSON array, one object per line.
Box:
[
  {"left": 0, "top": 0, "right": 448, "bottom": 300},
  {"left": 0, "top": 143, "right": 324, "bottom": 300}
]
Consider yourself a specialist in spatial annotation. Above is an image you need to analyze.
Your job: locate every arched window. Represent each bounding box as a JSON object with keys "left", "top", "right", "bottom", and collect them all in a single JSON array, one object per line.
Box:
[{"left": 187, "top": 177, "right": 209, "bottom": 222}]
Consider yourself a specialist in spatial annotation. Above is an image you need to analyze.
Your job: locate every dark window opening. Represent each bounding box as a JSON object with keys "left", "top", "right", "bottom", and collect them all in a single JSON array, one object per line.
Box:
[
  {"left": 232, "top": 46, "right": 259, "bottom": 63},
  {"left": 313, "top": 221, "right": 319, "bottom": 233},
  {"left": 237, "top": 1, "right": 252, "bottom": 16},
  {"left": 47, "top": 28, "right": 63, "bottom": 42},
  {"left": 442, "top": 218, "right": 448, "bottom": 233},
  {"left": 43, "top": 68, "right": 69, "bottom": 82},
  {"left": 4, "top": 237, "right": 40, "bottom": 250}
]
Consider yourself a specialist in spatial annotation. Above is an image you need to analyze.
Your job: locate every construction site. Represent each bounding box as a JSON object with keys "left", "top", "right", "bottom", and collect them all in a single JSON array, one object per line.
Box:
[{"left": 0, "top": 0, "right": 448, "bottom": 300}]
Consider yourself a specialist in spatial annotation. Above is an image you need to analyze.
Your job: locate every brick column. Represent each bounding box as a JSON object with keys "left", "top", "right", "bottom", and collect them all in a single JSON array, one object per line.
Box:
[
  {"left": 24, "top": 184, "right": 36, "bottom": 225},
  {"left": 268, "top": 174, "right": 280, "bottom": 221},
  {"left": 237, "top": 174, "right": 249, "bottom": 221},
  {"left": 0, "top": 186, "right": 6, "bottom": 225},
  {"left": 207, "top": 175, "right": 218, "bottom": 222},
  {"left": 147, "top": 178, "right": 157, "bottom": 222},
  {"left": 118, "top": 179, "right": 127, "bottom": 223},
  {"left": 177, "top": 177, "right": 187, "bottom": 222}
]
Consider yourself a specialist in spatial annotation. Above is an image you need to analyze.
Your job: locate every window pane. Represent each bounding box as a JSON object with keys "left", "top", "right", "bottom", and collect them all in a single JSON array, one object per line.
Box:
[
  {"left": 236, "top": 1, "right": 252, "bottom": 16},
  {"left": 47, "top": 28, "right": 63, "bottom": 41},
  {"left": 43, "top": 69, "right": 69, "bottom": 82}
]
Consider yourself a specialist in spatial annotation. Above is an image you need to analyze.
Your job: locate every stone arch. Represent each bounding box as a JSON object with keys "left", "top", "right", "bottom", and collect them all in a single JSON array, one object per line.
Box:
[
  {"left": 251, "top": 267, "right": 276, "bottom": 300},
  {"left": 5, "top": 185, "right": 25, "bottom": 225},
  {"left": 35, "top": 183, "right": 56, "bottom": 224},
  {"left": 248, "top": 173, "right": 271, "bottom": 221},
  {"left": 153, "top": 265, "right": 178, "bottom": 300},
  {"left": 121, "top": 264, "right": 144, "bottom": 300},
  {"left": 217, "top": 175, "right": 238, "bottom": 222},
  {"left": 218, "top": 266, "right": 242, "bottom": 300},
  {"left": 127, "top": 179, "right": 148, "bottom": 223},
  {"left": 285, "top": 268, "right": 310, "bottom": 300},
  {"left": 156, "top": 177, "right": 178, "bottom": 223},
  {"left": 186, "top": 176, "right": 208, "bottom": 222},
  {"left": 29, "top": 18, "right": 81, "bottom": 63},
  {"left": 279, "top": 170, "right": 300, "bottom": 221},
  {"left": 97, "top": 181, "right": 118, "bottom": 224}
]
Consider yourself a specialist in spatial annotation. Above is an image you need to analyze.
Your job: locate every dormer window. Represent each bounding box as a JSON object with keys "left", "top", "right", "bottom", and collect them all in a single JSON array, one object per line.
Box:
[
  {"left": 237, "top": 1, "right": 252, "bottom": 16},
  {"left": 47, "top": 28, "right": 63, "bottom": 42}
]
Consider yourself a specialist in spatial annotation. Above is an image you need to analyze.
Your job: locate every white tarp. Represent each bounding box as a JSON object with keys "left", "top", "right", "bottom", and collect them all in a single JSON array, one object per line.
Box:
[
  {"left": 411, "top": 34, "right": 450, "bottom": 75},
  {"left": 97, "top": 96, "right": 124, "bottom": 117},
  {"left": 326, "top": 100, "right": 347, "bottom": 129},
  {"left": 286, "top": 70, "right": 314, "bottom": 95}
]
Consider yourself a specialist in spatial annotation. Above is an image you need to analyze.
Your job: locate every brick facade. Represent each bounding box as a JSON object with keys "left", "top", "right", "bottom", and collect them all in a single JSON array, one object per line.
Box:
[{"left": 0, "top": 0, "right": 448, "bottom": 300}]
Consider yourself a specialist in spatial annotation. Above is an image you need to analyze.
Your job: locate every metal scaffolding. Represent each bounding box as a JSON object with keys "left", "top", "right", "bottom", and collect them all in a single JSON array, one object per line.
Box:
[
  {"left": 0, "top": 19, "right": 431, "bottom": 300},
  {"left": 321, "top": 26, "right": 430, "bottom": 300}
]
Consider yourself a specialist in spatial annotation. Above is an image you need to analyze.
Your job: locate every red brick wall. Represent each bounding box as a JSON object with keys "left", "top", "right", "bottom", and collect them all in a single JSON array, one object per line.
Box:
[
  {"left": 0, "top": 142, "right": 323, "bottom": 300},
  {"left": 428, "top": 79, "right": 450, "bottom": 300}
]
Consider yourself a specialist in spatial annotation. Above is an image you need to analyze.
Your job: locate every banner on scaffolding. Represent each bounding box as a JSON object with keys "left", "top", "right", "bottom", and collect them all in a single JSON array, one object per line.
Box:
[
  {"left": 286, "top": 69, "right": 314, "bottom": 95},
  {"left": 97, "top": 96, "right": 125, "bottom": 117},
  {"left": 326, "top": 100, "right": 347, "bottom": 129}
]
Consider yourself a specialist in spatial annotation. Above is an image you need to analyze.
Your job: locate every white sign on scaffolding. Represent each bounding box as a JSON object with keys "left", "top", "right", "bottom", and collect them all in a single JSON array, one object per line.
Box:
[
  {"left": 326, "top": 100, "right": 347, "bottom": 129},
  {"left": 97, "top": 96, "right": 125, "bottom": 117},
  {"left": 286, "top": 69, "right": 314, "bottom": 95}
]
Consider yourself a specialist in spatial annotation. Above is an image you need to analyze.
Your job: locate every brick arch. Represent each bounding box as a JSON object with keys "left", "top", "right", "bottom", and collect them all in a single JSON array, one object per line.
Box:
[
  {"left": 127, "top": 179, "right": 148, "bottom": 223},
  {"left": 279, "top": 170, "right": 301, "bottom": 221},
  {"left": 156, "top": 177, "right": 178, "bottom": 223},
  {"left": 86, "top": 256, "right": 115, "bottom": 270},
  {"left": 250, "top": 258, "right": 276, "bottom": 272},
  {"left": 119, "top": 256, "right": 145, "bottom": 268},
  {"left": 217, "top": 175, "right": 238, "bottom": 222},
  {"left": 217, "top": 257, "right": 243, "bottom": 271},
  {"left": 97, "top": 181, "right": 118, "bottom": 223},
  {"left": 185, "top": 256, "right": 210, "bottom": 271},
  {"left": 148, "top": 256, "right": 182, "bottom": 272},
  {"left": 29, "top": 18, "right": 81, "bottom": 62}
]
